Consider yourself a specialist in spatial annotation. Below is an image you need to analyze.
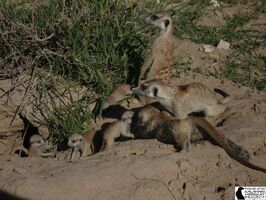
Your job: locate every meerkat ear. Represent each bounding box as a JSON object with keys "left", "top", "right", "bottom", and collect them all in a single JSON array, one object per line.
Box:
[
  {"left": 164, "top": 19, "right": 170, "bottom": 28},
  {"left": 153, "top": 87, "right": 159, "bottom": 97}
]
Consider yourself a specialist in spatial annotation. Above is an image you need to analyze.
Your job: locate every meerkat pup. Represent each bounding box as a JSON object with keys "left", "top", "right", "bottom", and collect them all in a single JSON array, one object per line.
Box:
[
  {"left": 28, "top": 134, "right": 53, "bottom": 157},
  {"left": 68, "top": 130, "right": 95, "bottom": 161},
  {"left": 133, "top": 79, "right": 231, "bottom": 120},
  {"left": 137, "top": 106, "right": 266, "bottom": 173},
  {"left": 139, "top": 12, "right": 176, "bottom": 84},
  {"left": 101, "top": 110, "right": 135, "bottom": 150}
]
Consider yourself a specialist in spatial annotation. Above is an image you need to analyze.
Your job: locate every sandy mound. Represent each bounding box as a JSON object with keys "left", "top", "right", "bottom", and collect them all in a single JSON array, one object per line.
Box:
[{"left": 0, "top": 75, "right": 266, "bottom": 200}]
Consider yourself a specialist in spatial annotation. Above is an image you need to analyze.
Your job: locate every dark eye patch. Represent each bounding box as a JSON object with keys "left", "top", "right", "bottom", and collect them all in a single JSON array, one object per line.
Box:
[
  {"left": 150, "top": 14, "right": 159, "bottom": 21},
  {"left": 153, "top": 87, "right": 158, "bottom": 97},
  {"left": 79, "top": 138, "right": 82, "bottom": 142},
  {"left": 164, "top": 19, "right": 170, "bottom": 27},
  {"left": 72, "top": 139, "right": 77, "bottom": 143},
  {"left": 36, "top": 140, "right": 42, "bottom": 144}
]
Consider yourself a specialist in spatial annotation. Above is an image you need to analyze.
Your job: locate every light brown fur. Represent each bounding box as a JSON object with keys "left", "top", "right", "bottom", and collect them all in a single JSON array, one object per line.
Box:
[
  {"left": 133, "top": 79, "right": 231, "bottom": 120},
  {"left": 139, "top": 12, "right": 176, "bottom": 84},
  {"left": 103, "top": 84, "right": 133, "bottom": 109},
  {"left": 137, "top": 106, "right": 266, "bottom": 173},
  {"left": 101, "top": 111, "right": 135, "bottom": 150},
  {"left": 68, "top": 130, "right": 95, "bottom": 161}
]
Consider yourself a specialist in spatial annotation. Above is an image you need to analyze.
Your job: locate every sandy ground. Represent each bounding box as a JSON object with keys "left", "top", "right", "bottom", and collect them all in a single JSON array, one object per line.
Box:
[
  {"left": 0, "top": 2, "right": 266, "bottom": 200},
  {"left": 0, "top": 74, "right": 266, "bottom": 200}
]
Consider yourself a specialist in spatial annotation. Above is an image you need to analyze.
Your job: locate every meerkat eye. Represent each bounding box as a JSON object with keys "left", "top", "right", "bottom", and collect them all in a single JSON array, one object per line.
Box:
[
  {"left": 72, "top": 139, "right": 76, "bottom": 143},
  {"left": 164, "top": 19, "right": 170, "bottom": 28},
  {"left": 79, "top": 138, "right": 82, "bottom": 142},
  {"left": 140, "top": 84, "right": 147, "bottom": 91},
  {"left": 36, "top": 140, "right": 42, "bottom": 144},
  {"left": 153, "top": 87, "right": 158, "bottom": 97},
  {"left": 150, "top": 14, "right": 159, "bottom": 21}
]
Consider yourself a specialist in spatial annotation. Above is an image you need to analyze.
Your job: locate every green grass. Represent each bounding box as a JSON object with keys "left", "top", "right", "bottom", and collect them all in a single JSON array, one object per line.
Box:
[
  {"left": 45, "top": 101, "right": 93, "bottom": 144},
  {"left": 0, "top": 0, "right": 151, "bottom": 144}
]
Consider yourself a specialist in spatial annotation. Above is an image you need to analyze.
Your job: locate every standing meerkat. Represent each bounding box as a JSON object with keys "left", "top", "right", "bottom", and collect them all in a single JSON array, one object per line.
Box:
[
  {"left": 68, "top": 129, "right": 95, "bottom": 161},
  {"left": 103, "top": 12, "right": 176, "bottom": 109},
  {"left": 139, "top": 12, "right": 176, "bottom": 84},
  {"left": 136, "top": 106, "right": 266, "bottom": 173},
  {"left": 28, "top": 134, "right": 53, "bottom": 157},
  {"left": 133, "top": 79, "right": 231, "bottom": 120},
  {"left": 101, "top": 110, "right": 135, "bottom": 150}
]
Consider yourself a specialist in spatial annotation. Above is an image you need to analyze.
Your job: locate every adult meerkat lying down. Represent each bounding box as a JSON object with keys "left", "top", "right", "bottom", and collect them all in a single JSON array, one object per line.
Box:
[
  {"left": 101, "top": 110, "right": 135, "bottom": 150},
  {"left": 133, "top": 79, "right": 231, "bottom": 120},
  {"left": 68, "top": 129, "right": 95, "bottom": 161},
  {"left": 136, "top": 106, "right": 266, "bottom": 173}
]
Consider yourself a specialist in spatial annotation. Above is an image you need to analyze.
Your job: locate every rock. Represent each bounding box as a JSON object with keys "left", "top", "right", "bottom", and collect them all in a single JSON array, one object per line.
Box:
[
  {"left": 202, "top": 44, "right": 215, "bottom": 53},
  {"left": 210, "top": 0, "right": 220, "bottom": 7},
  {"left": 217, "top": 39, "right": 230, "bottom": 50}
]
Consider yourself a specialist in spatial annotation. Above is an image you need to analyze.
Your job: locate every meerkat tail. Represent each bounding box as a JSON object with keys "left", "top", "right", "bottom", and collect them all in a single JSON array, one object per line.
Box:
[
  {"left": 191, "top": 117, "right": 266, "bottom": 173},
  {"left": 213, "top": 88, "right": 231, "bottom": 104}
]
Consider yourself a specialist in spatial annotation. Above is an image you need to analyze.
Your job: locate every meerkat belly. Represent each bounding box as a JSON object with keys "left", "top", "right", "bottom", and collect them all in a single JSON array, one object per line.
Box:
[{"left": 147, "top": 38, "right": 173, "bottom": 81}]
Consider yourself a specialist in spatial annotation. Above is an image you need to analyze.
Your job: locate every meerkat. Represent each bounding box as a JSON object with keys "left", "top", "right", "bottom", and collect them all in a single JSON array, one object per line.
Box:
[
  {"left": 133, "top": 79, "right": 231, "bottom": 120},
  {"left": 136, "top": 106, "right": 266, "bottom": 173},
  {"left": 102, "top": 13, "right": 176, "bottom": 109},
  {"left": 101, "top": 110, "right": 135, "bottom": 150},
  {"left": 68, "top": 129, "right": 95, "bottom": 161},
  {"left": 134, "top": 106, "right": 171, "bottom": 140},
  {"left": 103, "top": 84, "right": 133, "bottom": 109},
  {"left": 139, "top": 12, "right": 176, "bottom": 84},
  {"left": 28, "top": 134, "right": 53, "bottom": 157}
]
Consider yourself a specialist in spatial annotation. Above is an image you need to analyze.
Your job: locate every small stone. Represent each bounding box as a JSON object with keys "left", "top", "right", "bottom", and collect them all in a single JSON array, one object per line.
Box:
[
  {"left": 217, "top": 39, "right": 230, "bottom": 50},
  {"left": 210, "top": 0, "right": 220, "bottom": 7},
  {"left": 202, "top": 44, "right": 215, "bottom": 53}
]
